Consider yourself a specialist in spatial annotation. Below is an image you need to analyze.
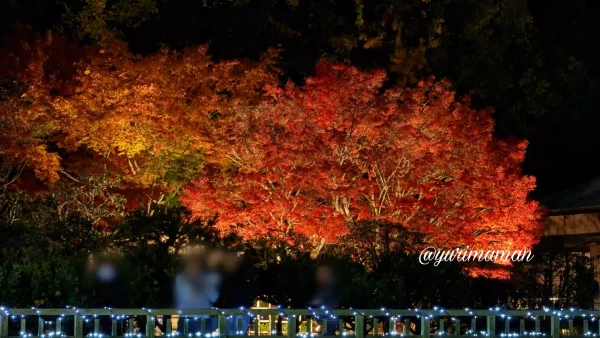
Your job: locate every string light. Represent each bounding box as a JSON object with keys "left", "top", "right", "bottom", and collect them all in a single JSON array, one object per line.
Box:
[
  {"left": 40, "top": 332, "right": 67, "bottom": 338},
  {"left": 3, "top": 305, "right": 599, "bottom": 338}
]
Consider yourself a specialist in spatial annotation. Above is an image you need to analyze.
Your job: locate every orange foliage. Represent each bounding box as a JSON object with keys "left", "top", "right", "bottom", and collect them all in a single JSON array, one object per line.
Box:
[
  {"left": 0, "top": 30, "right": 277, "bottom": 213},
  {"left": 1, "top": 30, "right": 542, "bottom": 264},
  {"left": 181, "top": 61, "right": 543, "bottom": 254}
]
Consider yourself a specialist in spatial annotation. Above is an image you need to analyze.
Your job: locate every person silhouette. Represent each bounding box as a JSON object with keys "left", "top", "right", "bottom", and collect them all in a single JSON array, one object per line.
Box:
[
  {"left": 308, "top": 264, "right": 340, "bottom": 335},
  {"left": 174, "top": 249, "right": 221, "bottom": 335},
  {"left": 85, "top": 252, "right": 129, "bottom": 334},
  {"left": 213, "top": 251, "right": 256, "bottom": 335}
]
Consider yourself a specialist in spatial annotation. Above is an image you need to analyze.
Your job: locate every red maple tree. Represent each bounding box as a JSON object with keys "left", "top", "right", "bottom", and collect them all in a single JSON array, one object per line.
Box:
[{"left": 182, "top": 61, "right": 543, "bottom": 257}]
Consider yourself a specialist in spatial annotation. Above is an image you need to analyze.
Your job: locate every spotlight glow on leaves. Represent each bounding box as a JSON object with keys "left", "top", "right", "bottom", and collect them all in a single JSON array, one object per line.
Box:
[
  {"left": 1, "top": 31, "right": 542, "bottom": 275},
  {"left": 0, "top": 31, "right": 277, "bottom": 216},
  {"left": 182, "top": 61, "right": 543, "bottom": 258}
]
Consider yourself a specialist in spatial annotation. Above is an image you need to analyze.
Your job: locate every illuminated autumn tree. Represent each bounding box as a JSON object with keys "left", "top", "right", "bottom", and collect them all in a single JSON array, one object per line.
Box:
[
  {"left": 0, "top": 30, "right": 278, "bottom": 222},
  {"left": 182, "top": 61, "right": 543, "bottom": 259}
]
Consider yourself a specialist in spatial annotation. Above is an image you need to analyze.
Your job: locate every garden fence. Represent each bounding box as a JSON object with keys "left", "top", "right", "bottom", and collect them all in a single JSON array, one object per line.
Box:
[{"left": 0, "top": 308, "right": 595, "bottom": 338}]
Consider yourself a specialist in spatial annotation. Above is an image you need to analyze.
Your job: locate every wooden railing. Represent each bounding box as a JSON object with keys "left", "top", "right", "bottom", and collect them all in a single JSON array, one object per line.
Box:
[{"left": 0, "top": 308, "right": 597, "bottom": 338}]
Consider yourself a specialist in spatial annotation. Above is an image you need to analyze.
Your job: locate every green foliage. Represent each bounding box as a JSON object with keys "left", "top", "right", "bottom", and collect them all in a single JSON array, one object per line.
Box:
[
  {"left": 157, "top": 148, "right": 205, "bottom": 196},
  {"left": 0, "top": 217, "right": 108, "bottom": 307},
  {"left": 109, "top": 0, "right": 157, "bottom": 29},
  {"left": 510, "top": 250, "right": 599, "bottom": 309},
  {"left": 255, "top": 247, "right": 473, "bottom": 309},
  {"left": 58, "top": 0, "right": 158, "bottom": 41},
  {"left": 114, "top": 210, "right": 186, "bottom": 307},
  {"left": 0, "top": 194, "right": 250, "bottom": 308},
  {"left": 0, "top": 204, "right": 596, "bottom": 309},
  {"left": 114, "top": 207, "right": 248, "bottom": 307},
  {"left": 0, "top": 247, "right": 84, "bottom": 307},
  {"left": 364, "top": 251, "right": 472, "bottom": 308}
]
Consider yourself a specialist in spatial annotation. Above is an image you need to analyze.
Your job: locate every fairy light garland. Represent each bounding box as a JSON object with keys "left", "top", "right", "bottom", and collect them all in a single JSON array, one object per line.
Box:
[{"left": 2, "top": 306, "right": 600, "bottom": 338}]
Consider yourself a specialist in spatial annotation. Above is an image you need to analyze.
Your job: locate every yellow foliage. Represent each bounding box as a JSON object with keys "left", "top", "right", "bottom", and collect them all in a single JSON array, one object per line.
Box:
[{"left": 0, "top": 33, "right": 278, "bottom": 206}]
